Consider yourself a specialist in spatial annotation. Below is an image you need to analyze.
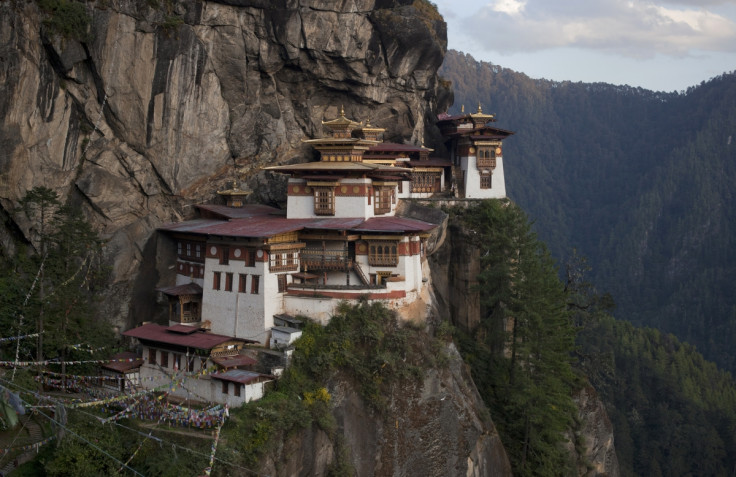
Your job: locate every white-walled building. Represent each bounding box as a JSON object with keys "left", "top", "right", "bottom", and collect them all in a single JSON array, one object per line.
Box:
[
  {"left": 437, "top": 104, "right": 514, "bottom": 199},
  {"left": 122, "top": 106, "right": 512, "bottom": 406}
]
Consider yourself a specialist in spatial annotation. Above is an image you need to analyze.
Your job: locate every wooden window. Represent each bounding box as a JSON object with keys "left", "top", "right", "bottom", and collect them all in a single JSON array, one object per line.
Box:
[
  {"left": 374, "top": 187, "right": 392, "bottom": 215},
  {"left": 177, "top": 242, "right": 182, "bottom": 256},
  {"left": 314, "top": 187, "right": 335, "bottom": 216},
  {"left": 244, "top": 250, "right": 255, "bottom": 267},
  {"left": 195, "top": 244, "right": 201, "bottom": 258},
  {"left": 188, "top": 356, "right": 194, "bottom": 372},
  {"left": 213, "top": 271, "right": 221, "bottom": 290},
  {"left": 161, "top": 352, "right": 169, "bottom": 368},
  {"left": 477, "top": 148, "right": 496, "bottom": 168},
  {"left": 411, "top": 172, "right": 436, "bottom": 193},
  {"left": 368, "top": 241, "right": 399, "bottom": 266},
  {"left": 270, "top": 251, "right": 299, "bottom": 272},
  {"left": 278, "top": 274, "right": 287, "bottom": 293},
  {"left": 222, "top": 381, "right": 229, "bottom": 395},
  {"left": 225, "top": 272, "right": 233, "bottom": 292},
  {"left": 239, "top": 274, "right": 247, "bottom": 293},
  {"left": 186, "top": 243, "right": 191, "bottom": 257},
  {"left": 251, "top": 275, "right": 260, "bottom": 294},
  {"left": 148, "top": 348, "right": 156, "bottom": 365},
  {"left": 220, "top": 246, "right": 229, "bottom": 265},
  {"left": 234, "top": 384, "right": 241, "bottom": 397},
  {"left": 480, "top": 174, "right": 492, "bottom": 189}
]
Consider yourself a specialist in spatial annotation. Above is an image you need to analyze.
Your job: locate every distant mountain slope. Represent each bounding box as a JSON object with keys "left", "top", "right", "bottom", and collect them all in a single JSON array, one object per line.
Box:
[{"left": 439, "top": 50, "right": 736, "bottom": 373}]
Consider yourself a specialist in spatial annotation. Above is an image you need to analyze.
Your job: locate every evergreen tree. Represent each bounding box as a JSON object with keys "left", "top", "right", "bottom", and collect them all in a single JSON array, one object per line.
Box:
[
  {"left": 456, "top": 200, "right": 578, "bottom": 476},
  {"left": 2, "top": 187, "right": 113, "bottom": 369}
]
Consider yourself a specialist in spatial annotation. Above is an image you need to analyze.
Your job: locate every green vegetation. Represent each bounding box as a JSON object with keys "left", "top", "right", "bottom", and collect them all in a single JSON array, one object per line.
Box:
[
  {"left": 157, "top": 14, "right": 184, "bottom": 35},
  {"left": 217, "top": 301, "right": 446, "bottom": 474},
  {"left": 440, "top": 51, "right": 736, "bottom": 376},
  {"left": 447, "top": 200, "right": 736, "bottom": 475},
  {"left": 578, "top": 314, "right": 736, "bottom": 476},
  {"left": 453, "top": 200, "right": 579, "bottom": 476},
  {"left": 0, "top": 187, "right": 113, "bottom": 366},
  {"left": 37, "top": 0, "right": 92, "bottom": 42},
  {"left": 412, "top": 0, "right": 443, "bottom": 22}
]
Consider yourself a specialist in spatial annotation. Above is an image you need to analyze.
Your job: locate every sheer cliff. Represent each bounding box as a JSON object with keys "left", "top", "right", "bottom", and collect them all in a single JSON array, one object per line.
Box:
[{"left": 0, "top": 0, "right": 451, "bottom": 328}]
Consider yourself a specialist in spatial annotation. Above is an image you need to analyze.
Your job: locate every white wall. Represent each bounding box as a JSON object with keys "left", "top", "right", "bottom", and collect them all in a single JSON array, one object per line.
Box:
[
  {"left": 202, "top": 255, "right": 273, "bottom": 344},
  {"left": 462, "top": 155, "right": 506, "bottom": 199}
]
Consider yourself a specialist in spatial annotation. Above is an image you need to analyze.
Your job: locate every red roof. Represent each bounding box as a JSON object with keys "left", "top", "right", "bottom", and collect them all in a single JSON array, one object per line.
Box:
[
  {"left": 195, "top": 216, "right": 309, "bottom": 238},
  {"left": 159, "top": 200, "right": 438, "bottom": 238},
  {"left": 101, "top": 351, "right": 143, "bottom": 373},
  {"left": 166, "top": 324, "right": 202, "bottom": 334},
  {"left": 156, "top": 283, "right": 203, "bottom": 296},
  {"left": 123, "top": 323, "right": 247, "bottom": 350},
  {"left": 353, "top": 217, "right": 436, "bottom": 233}
]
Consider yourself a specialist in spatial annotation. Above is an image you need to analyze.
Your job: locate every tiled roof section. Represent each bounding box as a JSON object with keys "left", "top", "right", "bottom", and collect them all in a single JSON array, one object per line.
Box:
[
  {"left": 198, "top": 216, "right": 309, "bottom": 238},
  {"left": 353, "top": 217, "right": 436, "bottom": 233},
  {"left": 210, "top": 369, "right": 272, "bottom": 384},
  {"left": 166, "top": 324, "right": 202, "bottom": 334},
  {"left": 212, "top": 354, "right": 258, "bottom": 369},
  {"left": 101, "top": 351, "right": 143, "bottom": 373},
  {"left": 158, "top": 218, "right": 226, "bottom": 234},
  {"left": 196, "top": 204, "right": 282, "bottom": 220},
  {"left": 123, "top": 323, "right": 246, "bottom": 350},
  {"left": 156, "top": 283, "right": 203, "bottom": 297},
  {"left": 302, "top": 217, "right": 365, "bottom": 230},
  {"left": 159, "top": 198, "right": 438, "bottom": 238}
]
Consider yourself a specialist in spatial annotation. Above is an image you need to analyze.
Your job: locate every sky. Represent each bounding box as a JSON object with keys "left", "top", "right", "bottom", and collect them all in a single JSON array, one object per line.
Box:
[{"left": 432, "top": 0, "right": 736, "bottom": 92}]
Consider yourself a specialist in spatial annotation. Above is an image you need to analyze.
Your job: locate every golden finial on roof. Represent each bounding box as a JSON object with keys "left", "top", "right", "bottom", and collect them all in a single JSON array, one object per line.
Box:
[
  {"left": 477, "top": 102, "right": 483, "bottom": 114},
  {"left": 461, "top": 104, "right": 465, "bottom": 113},
  {"left": 340, "top": 104, "right": 345, "bottom": 117}
]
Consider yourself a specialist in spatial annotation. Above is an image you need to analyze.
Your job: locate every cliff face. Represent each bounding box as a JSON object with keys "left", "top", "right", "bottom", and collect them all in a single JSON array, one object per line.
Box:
[
  {"left": 425, "top": 203, "right": 620, "bottom": 477},
  {"left": 0, "top": 0, "right": 451, "bottom": 328},
  {"left": 257, "top": 344, "right": 513, "bottom": 477}
]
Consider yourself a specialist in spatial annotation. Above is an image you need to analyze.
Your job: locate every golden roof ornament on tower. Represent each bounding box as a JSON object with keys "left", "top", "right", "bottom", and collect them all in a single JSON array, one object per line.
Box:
[
  {"left": 322, "top": 105, "right": 361, "bottom": 138},
  {"left": 217, "top": 178, "right": 252, "bottom": 208}
]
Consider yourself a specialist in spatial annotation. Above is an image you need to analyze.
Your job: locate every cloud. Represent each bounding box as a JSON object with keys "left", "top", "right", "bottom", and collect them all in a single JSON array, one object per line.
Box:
[{"left": 457, "top": 0, "right": 736, "bottom": 58}]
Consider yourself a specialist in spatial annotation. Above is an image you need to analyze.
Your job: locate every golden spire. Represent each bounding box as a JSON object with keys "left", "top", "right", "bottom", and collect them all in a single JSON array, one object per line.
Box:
[
  {"left": 477, "top": 101, "right": 482, "bottom": 114},
  {"left": 340, "top": 104, "right": 345, "bottom": 117},
  {"left": 461, "top": 104, "right": 465, "bottom": 113}
]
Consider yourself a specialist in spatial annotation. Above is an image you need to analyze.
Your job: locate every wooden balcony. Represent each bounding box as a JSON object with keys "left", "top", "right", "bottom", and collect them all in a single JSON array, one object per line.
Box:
[
  {"left": 476, "top": 157, "right": 496, "bottom": 169},
  {"left": 367, "top": 256, "right": 399, "bottom": 266},
  {"left": 301, "top": 249, "right": 351, "bottom": 270}
]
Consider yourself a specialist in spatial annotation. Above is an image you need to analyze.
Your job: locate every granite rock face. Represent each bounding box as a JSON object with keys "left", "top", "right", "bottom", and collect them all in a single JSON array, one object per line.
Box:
[
  {"left": 0, "top": 0, "right": 451, "bottom": 329},
  {"left": 257, "top": 343, "right": 513, "bottom": 477}
]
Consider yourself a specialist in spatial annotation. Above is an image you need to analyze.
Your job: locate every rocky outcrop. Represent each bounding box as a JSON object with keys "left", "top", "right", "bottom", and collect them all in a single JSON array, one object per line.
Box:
[
  {"left": 0, "top": 0, "right": 451, "bottom": 329},
  {"left": 258, "top": 343, "right": 512, "bottom": 477},
  {"left": 568, "top": 385, "right": 620, "bottom": 477}
]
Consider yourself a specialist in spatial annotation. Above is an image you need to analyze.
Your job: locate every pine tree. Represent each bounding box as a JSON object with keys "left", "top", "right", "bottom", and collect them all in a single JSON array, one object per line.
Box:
[
  {"left": 4, "top": 187, "right": 113, "bottom": 369},
  {"left": 458, "top": 200, "right": 578, "bottom": 476}
]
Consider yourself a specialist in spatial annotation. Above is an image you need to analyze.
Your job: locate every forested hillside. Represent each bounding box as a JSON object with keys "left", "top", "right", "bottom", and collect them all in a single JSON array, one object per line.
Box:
[
  {"left": 450, "top": 200, "right": 736, "bottom": 476},
  {"left": 439, "top": 50, "right": 736, "bottom": 373}
]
